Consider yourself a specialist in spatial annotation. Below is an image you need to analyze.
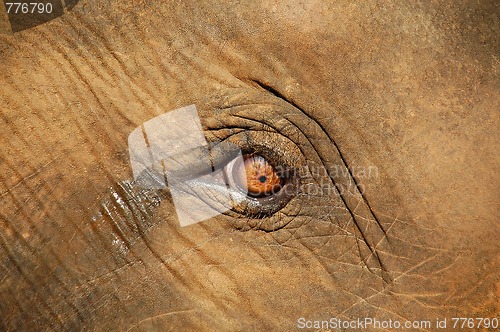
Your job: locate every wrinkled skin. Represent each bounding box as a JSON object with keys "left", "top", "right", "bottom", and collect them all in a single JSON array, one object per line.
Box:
[{"left": 0, "top": 1, "right": 498, "bottom": 331}]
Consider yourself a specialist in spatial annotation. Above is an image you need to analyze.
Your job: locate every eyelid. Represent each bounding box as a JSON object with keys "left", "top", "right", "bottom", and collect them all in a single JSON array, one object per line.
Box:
[
  {"left": 208, "top": 141, "right": 244, "bottom": 172},
  {"left": 158, "top": 140, "right": 242, "bottom": 181}
]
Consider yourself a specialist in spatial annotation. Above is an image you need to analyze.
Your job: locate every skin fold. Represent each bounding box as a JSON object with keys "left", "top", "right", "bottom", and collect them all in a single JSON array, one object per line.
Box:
[{"left": 0, "top": 0, "right": 498, "bottom": 330}]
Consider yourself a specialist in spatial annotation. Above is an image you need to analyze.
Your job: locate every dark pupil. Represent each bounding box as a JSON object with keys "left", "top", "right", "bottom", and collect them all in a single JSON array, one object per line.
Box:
[{"left": 259, "top": 176, "right": 267, "bottom": 183}]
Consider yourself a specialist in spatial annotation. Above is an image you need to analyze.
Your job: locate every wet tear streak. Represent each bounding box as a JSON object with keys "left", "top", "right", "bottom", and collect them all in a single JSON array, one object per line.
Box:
[{"left": 91, "top": 180, "right": 166, "bottom": 254}]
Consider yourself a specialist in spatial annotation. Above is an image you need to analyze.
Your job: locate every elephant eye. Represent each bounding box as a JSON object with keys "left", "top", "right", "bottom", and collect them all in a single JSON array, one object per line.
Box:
[
  {"left": 215, "top": 150, "right": 296, "bottom": 218},
  {"left": 225, "top": 154, "right": 284, "bottom": 198}
]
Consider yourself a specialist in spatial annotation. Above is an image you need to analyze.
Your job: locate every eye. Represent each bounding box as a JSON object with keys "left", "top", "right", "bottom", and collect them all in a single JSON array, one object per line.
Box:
[
  {"left": 218, "top": 149, "right": 296, "bottom": 218},
  {"left": 199, "top": 131, "right": 303, "bottom": 220},
  {"left": 230, "top": 154, "right": 284, "bottom": 198}
]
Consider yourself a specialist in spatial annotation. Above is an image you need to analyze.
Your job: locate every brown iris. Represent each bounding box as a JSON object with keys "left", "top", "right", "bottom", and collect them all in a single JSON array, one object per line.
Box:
[{"left": 234, "top": 154, "right": 283, "bottom": 197}]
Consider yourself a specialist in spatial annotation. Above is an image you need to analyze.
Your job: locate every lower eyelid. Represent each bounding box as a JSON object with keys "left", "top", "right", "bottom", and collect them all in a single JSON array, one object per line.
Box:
[{"left": 181, "top": 171, "right": 252, "bottom": 210}]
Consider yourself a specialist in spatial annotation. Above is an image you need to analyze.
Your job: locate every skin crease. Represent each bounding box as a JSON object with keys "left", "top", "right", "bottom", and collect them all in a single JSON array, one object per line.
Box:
[{"left": 0, "top": 0, "right": 498, "bottom": 331}]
